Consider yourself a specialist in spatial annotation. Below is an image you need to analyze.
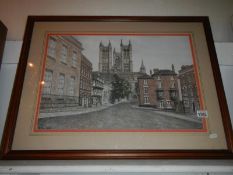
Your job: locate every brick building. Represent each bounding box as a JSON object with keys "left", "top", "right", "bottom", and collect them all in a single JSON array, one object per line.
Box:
[
  {"left": 40, "top": 36, "right": 82, "bottom": 112},
  {"left": 79, "top": 54, "right": 92, "bottom": 107},
  {"left": 138, "top": 74, "right": 156, "bottom": 107},
  {"left": 178, "top": 65, "right": 200, "bottom": 114},
  {"left": 138, "top": 66, "right": 179, "bottom": 110}
]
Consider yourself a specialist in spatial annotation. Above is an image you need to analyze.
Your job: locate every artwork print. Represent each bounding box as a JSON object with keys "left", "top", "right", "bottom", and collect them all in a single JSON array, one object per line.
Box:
[{"left": 34, "top": 33, "right": 206, "bottom": 132}]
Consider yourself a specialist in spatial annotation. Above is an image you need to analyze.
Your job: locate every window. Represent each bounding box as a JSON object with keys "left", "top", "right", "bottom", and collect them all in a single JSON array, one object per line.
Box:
[
  {"left": 159, "top": 100, "right": 164, "bottom": 108},
  {"left": 157, "top": 81, "right": 162, "bottom": 89},
  {"left": 61, "top": 45, "right": 67, "bottom": 63},
  {"left": 143, "top": 79, "right": 148, "bottom": 85},
  {"left": 182, "top": 86, "right": 188, "bottom": 96},
  {"left": 170, "top": 91, "right": 176, "bottom": 97},
  {"left": 157, "top": 91, "right": 163, "bottom": 99},
  {"left": 190, "top": 88, "right": 194, "bottom": 96},
  {"left": 144, "top": 96, "right": 149, "bottom": 104},
  {"left": 144, "top": 87, "right": 148, "bottom": 94},
  {"left": 42, "top": 70, "right": 53, "bottom": 94},
  {"left": 69, "top": 76, "right": 75, "bottom": 96},
  {"left": 166, "top": 100, "right": 172, "bottom": 108},
  {"left": 58, "top": 74, "right": 65, "bottom": 95},
  {"left": 72, "top": 51, "right": 78, "bottom": 68},
  {"left": 48, "top": 38, "right": 56, "bottom": 58},
  {"left": 170, "top": 81, "right": 175, "bottom": 88},
  {"left": 183, "top": 100, "right": 189, "bottom": 107},
  {"left": 80, "top": 80, "right": 83, "bottom": 89}
]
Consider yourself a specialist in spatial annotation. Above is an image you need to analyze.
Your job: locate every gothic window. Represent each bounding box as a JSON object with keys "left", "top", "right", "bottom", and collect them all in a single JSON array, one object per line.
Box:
[
  {"left": 69, "top": 76, "right": 75, "bottom": 96},
  {"left": 61, "top": 45, "right": 68, "bottom": 64},
  {"left": 72, "top": 51, "right": 78, "bottom": 68},
  {"left": 42, "top": 69, "right": 53, "bottom": 94},
  {"left": 48, "top": 38, "right": 57, "bottom": 58},
  {"left": 58, "top": 73, "right": 65, "bottom": 95},
  {"left": 143, "top": 79, "right": 148, "bottom": 85}
]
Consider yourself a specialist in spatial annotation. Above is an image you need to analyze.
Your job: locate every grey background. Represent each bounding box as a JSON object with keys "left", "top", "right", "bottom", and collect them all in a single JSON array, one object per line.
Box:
[{"left": 78, "top": 35, "right": 192, "bottom": 72}]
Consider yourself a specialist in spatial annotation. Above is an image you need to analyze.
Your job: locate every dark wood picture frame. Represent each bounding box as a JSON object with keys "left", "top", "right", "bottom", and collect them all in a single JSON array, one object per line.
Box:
[
  {"left": 0, "top": 16, "right": 233, "bottom": 159},
  {"left": 0, "top": 21, "right": 7, "bottom": 70}
]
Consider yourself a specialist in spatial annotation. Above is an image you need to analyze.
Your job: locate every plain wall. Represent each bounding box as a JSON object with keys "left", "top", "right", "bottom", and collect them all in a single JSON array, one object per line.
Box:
[{"left": 0, "top": 0, "right": 233, "bottom": 42}]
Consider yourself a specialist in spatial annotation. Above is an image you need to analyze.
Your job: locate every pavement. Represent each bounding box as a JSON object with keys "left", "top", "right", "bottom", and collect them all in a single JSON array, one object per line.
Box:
[
  {"left": 131, "top": 105, "right": 202, "bottom": 124},
  {"left": 39, "top": 101, "right": 124, "bottom": 118}
]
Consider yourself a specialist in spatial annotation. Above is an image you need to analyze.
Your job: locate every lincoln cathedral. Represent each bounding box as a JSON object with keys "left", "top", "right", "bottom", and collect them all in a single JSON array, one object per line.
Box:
[{"left": 99, "top": 40, "right": 133, "bottom": 73}]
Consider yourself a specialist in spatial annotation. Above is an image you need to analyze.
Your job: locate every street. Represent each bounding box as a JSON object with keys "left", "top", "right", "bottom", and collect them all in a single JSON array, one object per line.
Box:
[{"left": 38, "top": 102, "right": 202, "bottom": 130}]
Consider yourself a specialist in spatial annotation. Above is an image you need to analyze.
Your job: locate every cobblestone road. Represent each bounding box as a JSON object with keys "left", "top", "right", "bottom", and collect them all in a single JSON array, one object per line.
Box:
[{"left": 38, "top": 102, "right": 202, "bottom": 130}]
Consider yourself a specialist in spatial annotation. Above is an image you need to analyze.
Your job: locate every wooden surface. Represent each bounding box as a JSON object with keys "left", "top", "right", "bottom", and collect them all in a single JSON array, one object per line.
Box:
[{"left": 0, "top": 21, "right": 7, "bottom": 69}]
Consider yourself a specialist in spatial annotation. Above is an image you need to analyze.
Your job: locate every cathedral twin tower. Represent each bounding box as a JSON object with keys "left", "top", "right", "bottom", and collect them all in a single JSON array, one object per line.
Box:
[{"left": 99, "top": 40, "right": 133, "bottom": 73}]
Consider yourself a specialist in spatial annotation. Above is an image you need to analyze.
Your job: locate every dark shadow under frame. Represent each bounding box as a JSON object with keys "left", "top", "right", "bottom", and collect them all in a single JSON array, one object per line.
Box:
[{"left": 0, "top": 16, "right": 233, "bottom": 160}]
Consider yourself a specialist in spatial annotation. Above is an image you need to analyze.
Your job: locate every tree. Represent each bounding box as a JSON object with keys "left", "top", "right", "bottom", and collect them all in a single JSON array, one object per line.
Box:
[{"left": 110, "top": 74, "right": 131, "bottom": 103}]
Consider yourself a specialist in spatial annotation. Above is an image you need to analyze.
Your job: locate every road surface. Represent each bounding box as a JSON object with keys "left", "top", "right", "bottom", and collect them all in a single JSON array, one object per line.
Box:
[{"left": 38, "top": 102, "right": 202, "bottom": 130}]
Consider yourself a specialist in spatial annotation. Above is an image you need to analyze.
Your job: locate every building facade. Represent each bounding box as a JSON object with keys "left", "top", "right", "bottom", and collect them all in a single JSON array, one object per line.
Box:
[
  {"left": 138, "top": 74, "right": 157, "bottom": 107},
  {"left": 79, "top": 54, "right": 93, "bottom": 107},
  {"left": 138, "top": 66, "right": 179, "bottom": 110},
  {"left": 102, "top": 82, "right": 112, "bottom": 105},
  {"left": 178, "top": 65, "right": 200, "bottom": 114},
  {"left": 40, "top": 36, "right": 82, "bottom": 112},
  {"left": 151, "top": 68, "right": 179, "bottom": 110},
  {"left": 92, "top": 72, "right": 104, "bottom": 106}
]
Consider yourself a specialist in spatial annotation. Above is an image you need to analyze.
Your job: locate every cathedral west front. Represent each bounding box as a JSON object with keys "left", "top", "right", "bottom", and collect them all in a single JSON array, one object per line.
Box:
[
  {"left": 98, "top": 40, "right": 146, "bottom": 100},
  {"left": 99, "top": 40, "right": 133, "bottom": 73}
]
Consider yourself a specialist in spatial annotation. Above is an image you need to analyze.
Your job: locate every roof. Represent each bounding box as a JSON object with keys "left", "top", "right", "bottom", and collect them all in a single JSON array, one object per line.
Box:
[
  {"left": 178, "top": 65, "right": 194, "bottom": 74},
  {"left": 152, "top": 69, "right": 176, "bottom": 76},
  {"left": 137, "top": 74, "right": 153, "bottom": 79}
]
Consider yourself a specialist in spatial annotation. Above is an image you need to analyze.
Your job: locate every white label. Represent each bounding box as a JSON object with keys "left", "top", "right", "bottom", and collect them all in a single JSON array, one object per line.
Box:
[
  {"left": 197, "top": 110, "right": 208, "bottom": 118},
  {"left": 209, "top": 133, "right": 218, "bottom": 139}
]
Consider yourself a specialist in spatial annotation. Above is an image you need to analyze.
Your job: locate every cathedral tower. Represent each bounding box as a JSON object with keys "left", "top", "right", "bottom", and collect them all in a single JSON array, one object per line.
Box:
[
  {"left": 99, "top": 40, "right": 133, "bottom": 73},
  {"left": 99, "top": 41, "right": 112, "bottom": 73},
  {"left": 120, "top": 40, "right": 133, "bottom": 72}
]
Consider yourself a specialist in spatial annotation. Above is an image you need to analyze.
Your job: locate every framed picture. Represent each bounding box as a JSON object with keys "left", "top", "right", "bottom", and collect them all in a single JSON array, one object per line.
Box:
[
  {"left": 1, "top": 16, "right": 233, "bottom": 159},
  {"left": 0, "top": 21, "right": 7, "bottom": 70}
]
